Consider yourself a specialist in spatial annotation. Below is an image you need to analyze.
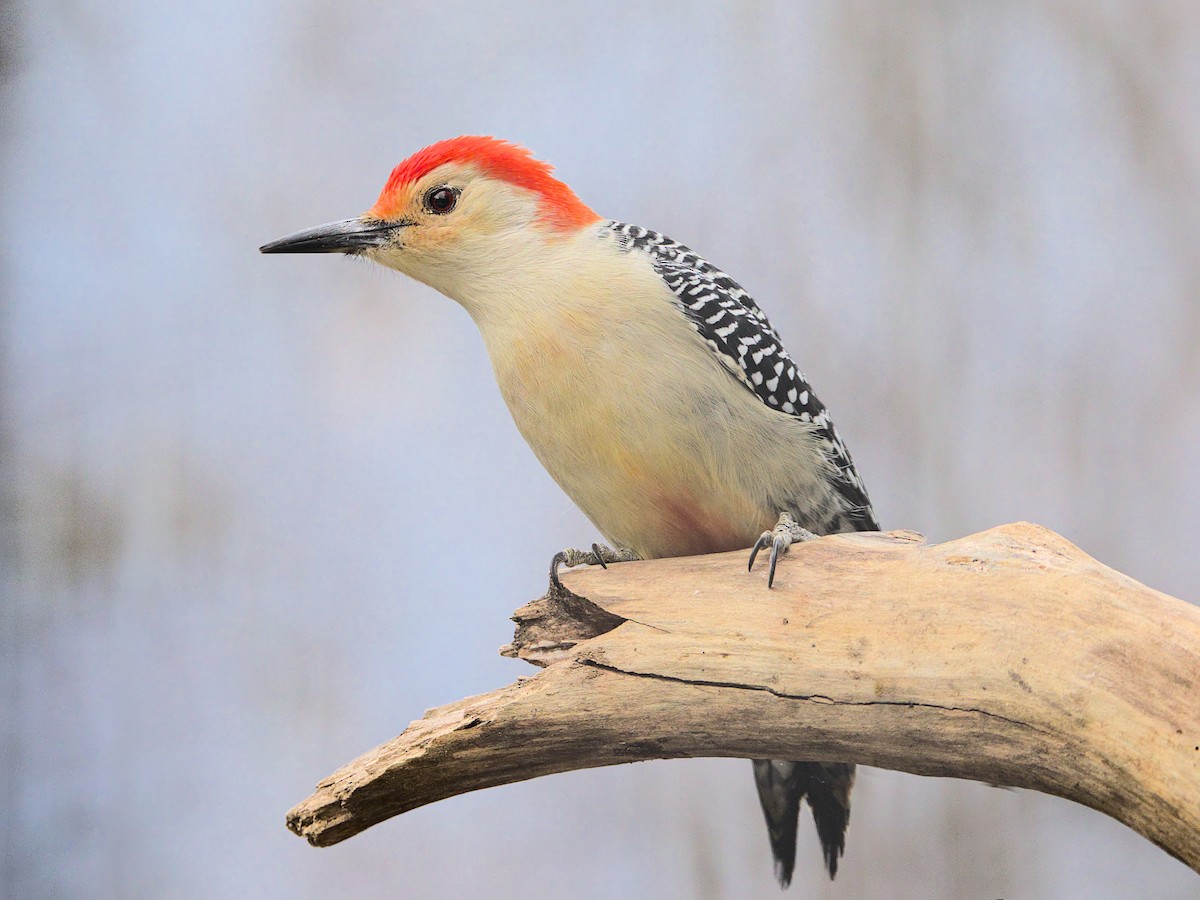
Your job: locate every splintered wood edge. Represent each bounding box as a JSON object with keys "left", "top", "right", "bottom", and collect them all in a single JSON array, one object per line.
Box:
[{"left": 501, "top": 579, "right": 628, "bottom": 667}]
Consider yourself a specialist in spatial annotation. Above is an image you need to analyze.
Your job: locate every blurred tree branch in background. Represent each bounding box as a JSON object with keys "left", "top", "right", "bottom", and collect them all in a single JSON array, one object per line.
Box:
[{"left": 288, "top": 524, "right": 1200, "bottom": 874}]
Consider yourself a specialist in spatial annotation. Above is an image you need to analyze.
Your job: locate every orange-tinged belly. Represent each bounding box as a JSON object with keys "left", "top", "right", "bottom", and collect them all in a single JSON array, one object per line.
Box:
[{"left": 643, "top": 490, "right": 760, "bottom": 558}]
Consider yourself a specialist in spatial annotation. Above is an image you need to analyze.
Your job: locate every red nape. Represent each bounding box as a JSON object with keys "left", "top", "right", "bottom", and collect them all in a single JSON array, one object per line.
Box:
[{"left": 371, "top": 136, "right": 600, "bottom": 230}]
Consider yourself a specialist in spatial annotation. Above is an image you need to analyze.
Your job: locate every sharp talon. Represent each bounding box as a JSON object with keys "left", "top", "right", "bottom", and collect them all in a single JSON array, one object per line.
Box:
[
  {"left": 767, "top": 534, "right": 786, "bottom": 589},
  {"left": 549, "top": 551, "right": 569, "bottom": 590},
  {"left": 591, "top": 542, "right": 608, "bottom": 569},
  {"left": 748, "top": 533, "right": 771, "bottom": 572}
]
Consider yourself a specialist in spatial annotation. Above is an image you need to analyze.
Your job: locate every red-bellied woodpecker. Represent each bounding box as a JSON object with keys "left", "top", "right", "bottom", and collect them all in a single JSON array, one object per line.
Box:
[{"left": 261, "top": 136, "right": 878, "bottom": 887}]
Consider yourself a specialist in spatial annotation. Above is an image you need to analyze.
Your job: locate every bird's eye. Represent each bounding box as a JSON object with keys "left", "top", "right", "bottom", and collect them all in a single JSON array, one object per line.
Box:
[{"left": 425, "top": 186, "right": 458, "bottom": 214}]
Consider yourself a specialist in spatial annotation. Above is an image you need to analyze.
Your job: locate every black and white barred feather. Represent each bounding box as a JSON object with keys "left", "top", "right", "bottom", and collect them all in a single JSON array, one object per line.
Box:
[{"left": 603, "top": 221, "right": 878, "bottom": 534}]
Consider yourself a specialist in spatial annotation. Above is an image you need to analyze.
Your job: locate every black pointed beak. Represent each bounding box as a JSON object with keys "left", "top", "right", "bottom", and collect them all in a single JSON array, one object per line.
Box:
[{"left": 259, "top": 217, "right": 399, "bottom": 254}]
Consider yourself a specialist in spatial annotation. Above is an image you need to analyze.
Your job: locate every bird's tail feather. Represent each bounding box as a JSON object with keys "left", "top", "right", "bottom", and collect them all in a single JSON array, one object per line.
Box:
[{"left": 753, "top": 759, "right": 854, "bottom": 886}]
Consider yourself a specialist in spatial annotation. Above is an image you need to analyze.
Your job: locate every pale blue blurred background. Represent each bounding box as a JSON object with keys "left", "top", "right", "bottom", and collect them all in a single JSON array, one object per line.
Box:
[{"left": 3, "top": 3, "right": 1199, "bottom": 898}]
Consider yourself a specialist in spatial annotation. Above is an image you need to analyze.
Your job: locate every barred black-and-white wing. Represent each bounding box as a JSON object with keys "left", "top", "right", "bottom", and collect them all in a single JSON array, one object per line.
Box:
[{"left": 605, "top": 221, "right": 878, "bottom": 535}]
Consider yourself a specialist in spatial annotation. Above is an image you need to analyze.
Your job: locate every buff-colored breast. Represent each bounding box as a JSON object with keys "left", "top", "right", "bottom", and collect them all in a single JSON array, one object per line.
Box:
[{"left": 478, "top": 249, "right": 828, "bottom": 560}]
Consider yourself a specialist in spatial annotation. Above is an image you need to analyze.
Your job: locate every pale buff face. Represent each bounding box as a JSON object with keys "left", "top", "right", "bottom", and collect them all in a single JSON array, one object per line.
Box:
[{"left": 362, "top": 163, "right": 547, "bottom": 292}]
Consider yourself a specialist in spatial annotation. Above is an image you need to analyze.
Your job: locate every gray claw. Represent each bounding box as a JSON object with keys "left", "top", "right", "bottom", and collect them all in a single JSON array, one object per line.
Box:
[
  {"left": 549, "top": 551, "right": 569, "bottom": 590},
  {"left": 768, "top": 534, "right": 788, "bottom": 588},
  {"left": 591, "top": 542, "right": 609, "bottom": 569},
  {"left": 550, "top": 544, "right": 639, "bottom": 591},
  {"left": 748, "top": 532, "right": 772, "bottom": 572}
]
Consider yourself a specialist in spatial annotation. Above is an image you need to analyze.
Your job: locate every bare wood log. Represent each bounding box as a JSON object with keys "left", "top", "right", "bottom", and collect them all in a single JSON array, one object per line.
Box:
[{"left": 286, "top": 523, "right": 1200, "bottom": 872}]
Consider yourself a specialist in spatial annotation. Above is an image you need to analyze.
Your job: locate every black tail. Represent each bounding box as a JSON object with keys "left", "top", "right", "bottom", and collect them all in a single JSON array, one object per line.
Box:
[{"left": 753, "top": 760, "right": 855, "bottom": 886}]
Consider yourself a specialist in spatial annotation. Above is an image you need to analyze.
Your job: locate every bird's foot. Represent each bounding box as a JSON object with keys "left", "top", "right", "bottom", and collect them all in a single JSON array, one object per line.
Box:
[
  {"left": 748, "top": 511, "right": 818, "bottom": 588},
  {"left": 549, "top": 543, "right": 640, "bottom": 591}
]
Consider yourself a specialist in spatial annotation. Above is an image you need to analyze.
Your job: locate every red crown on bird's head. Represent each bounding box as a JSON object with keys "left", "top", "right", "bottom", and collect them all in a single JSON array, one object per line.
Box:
[{"left": 370, "top": 135, "right": 599, "bottom": 230}]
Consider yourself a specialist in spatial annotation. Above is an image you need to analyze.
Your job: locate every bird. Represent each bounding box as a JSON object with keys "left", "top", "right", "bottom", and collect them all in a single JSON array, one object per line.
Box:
[{"left": 261, "top": 135, "right": 878, "bottom": 887}]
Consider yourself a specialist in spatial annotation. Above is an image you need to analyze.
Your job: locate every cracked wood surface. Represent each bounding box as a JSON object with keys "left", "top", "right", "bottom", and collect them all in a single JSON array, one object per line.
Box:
[{"left": 287, "top": 523, "right": 1200, "bottom": 872}]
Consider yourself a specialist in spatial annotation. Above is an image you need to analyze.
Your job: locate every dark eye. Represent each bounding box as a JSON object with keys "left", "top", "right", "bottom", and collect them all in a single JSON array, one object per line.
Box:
[{"left": 425, "top": 186, "right": 458, "bottom": 214}]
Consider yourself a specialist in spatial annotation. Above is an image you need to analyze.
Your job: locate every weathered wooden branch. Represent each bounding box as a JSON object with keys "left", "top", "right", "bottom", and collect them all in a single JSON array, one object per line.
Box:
[{"left": 287, "top": 523, "right": 1200, "bottom": 872}]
